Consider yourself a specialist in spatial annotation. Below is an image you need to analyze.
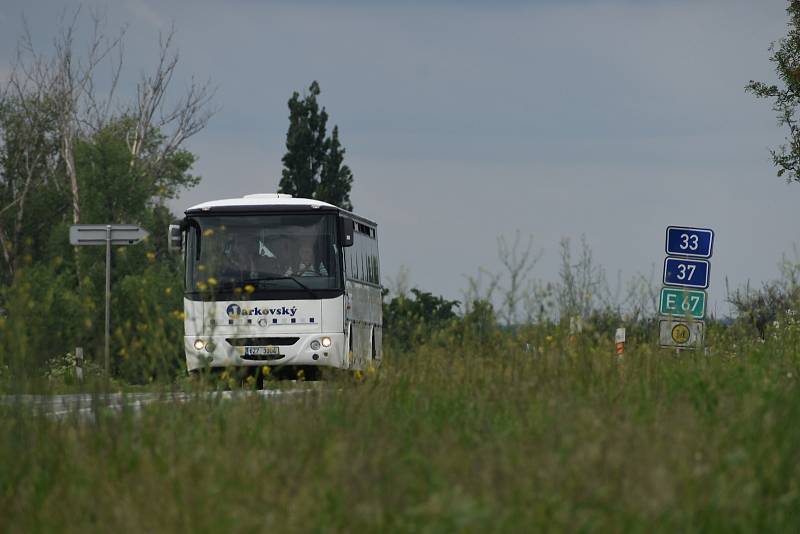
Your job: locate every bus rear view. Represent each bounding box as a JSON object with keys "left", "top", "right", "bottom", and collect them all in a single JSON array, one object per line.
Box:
[{"left": 169, "top": 193, "right": 382, "bottom": 374}]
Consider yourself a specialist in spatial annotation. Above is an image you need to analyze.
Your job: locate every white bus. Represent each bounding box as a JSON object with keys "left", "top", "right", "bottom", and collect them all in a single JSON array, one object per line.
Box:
[{"left": 169, "top": 193, "right": 382, "bottom": 376}]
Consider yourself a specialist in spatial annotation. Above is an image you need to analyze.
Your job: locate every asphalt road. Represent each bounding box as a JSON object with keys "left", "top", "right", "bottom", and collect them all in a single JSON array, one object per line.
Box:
[{"left": 0, "top": 387, "right": 321, "bottom": 419}]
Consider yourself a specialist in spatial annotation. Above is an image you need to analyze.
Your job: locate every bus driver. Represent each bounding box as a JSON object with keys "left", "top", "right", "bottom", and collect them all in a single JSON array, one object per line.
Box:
[{"left": 284, "top": 240, "right": 328, "bottom": 277}]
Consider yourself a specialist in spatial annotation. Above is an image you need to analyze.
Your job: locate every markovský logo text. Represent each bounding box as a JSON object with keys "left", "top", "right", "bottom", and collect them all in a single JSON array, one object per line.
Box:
[{"left": 226, "top": 304, "right": 298, "bottom": 318}]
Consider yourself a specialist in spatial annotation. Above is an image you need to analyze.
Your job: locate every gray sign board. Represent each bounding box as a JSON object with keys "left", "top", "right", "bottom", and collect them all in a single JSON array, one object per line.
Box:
[{"left": 69, "top": 224, "right": 149, "bottom": 246}]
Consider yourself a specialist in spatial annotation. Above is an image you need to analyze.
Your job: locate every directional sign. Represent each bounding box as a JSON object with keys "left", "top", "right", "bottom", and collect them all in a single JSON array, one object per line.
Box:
[
  {"left": 659, "top": 319, "right": 704, "bottom": 349},
  {"left": 665, "top": 226, "right": 714, "bottom": 258},
  {"left": 69, "top": 223, "right": 150, "bottom": 378},
  {"left": 659, "top": 287, "right": 707, "bottom": 319},
  {"left": 70, "top": 224, "right": 149, "bottom": 246},
  {"left": 663, "top": 257, "right": 710, "bottom": 289}
]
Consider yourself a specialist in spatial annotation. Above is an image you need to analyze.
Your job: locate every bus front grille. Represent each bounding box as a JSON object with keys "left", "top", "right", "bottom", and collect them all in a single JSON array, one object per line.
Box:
[
  {"left": 226, "top": 337, "right": 299, "bottom": 347},
  {"left": 240, "top": 353, "right": 284, "bottom": 361}
]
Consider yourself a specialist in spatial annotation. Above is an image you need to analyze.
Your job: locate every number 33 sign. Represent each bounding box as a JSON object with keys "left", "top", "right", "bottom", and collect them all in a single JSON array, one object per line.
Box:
[{"left": 665, "top": 226, "right": 714, "bottom": 258}]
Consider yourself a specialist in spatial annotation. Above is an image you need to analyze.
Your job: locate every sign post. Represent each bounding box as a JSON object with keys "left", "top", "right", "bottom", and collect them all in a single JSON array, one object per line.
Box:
[
  {"left": 659, "top": 226, "right": 714, "bottom": 350},
  {"left": 70, "top": 224, "right": 149, "bottom": 376}
]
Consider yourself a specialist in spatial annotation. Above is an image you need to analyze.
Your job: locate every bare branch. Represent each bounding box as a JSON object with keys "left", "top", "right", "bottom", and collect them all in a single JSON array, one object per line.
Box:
[
  {"left": 127, "top": 22, "right": 215, "bottom": 173},
  {"left": 496, "top": 230, "right": 541, "bottom": 326}
]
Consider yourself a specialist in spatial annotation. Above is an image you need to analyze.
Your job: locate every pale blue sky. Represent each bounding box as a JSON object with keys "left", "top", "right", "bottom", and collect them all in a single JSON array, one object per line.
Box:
[{"left": 1, "top": 0, "right": 796, "bottom": 315}]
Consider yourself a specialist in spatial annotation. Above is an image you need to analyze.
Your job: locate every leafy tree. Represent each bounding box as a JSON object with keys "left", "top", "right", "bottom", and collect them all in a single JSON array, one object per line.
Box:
[
  {"left": 449, "top": 299, "right": 499, "bottom": 350},
  {"left": 0, "top": 118, "right": 196, "bottom": 383},
  {"left": 279, "top": 81, "right": 353, "bottom": 210},
  {"left": 0, "top": 12, "right": 213, "bottom": 382},
  {"left": 0, "top": 95, "right": 62, "bottom": 283},
  {"left": 383, "top": 288, "right": 460, "bottom": 351},
  {"left": 747, "top": 0, "right": 800, "bottom": 183}
]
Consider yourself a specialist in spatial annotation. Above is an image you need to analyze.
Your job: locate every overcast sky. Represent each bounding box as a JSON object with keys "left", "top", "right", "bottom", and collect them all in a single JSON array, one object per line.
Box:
[{"left": 1, "top": 0, "right": 796, "bottom": 315}]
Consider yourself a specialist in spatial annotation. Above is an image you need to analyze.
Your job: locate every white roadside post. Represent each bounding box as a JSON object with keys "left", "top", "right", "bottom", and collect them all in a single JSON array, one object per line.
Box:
[
  {"left": 615, "top": 327, "right": 626, "bottom": 357},
  {"left": 70, "top": 224, "right": 149, "bottom": 377},
  {"left": 75, "top": 347, "right": 84, "bottom": 382}
]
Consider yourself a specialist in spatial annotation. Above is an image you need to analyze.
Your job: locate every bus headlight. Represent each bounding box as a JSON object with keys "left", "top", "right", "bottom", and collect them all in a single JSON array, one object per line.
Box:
[
  {"left": 310, "top": 340, "right": 321, "bottom": 350},
  {"left": 321, "top": 337, "right": 332, "bottom": 348},
  {"left": 193, "top": 339, "right": 206, "bottom": 351}
]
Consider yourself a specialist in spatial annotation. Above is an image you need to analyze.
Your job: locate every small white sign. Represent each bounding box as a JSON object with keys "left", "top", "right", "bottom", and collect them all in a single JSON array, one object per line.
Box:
[
  {"left": 615, "top": 328, "right": 626, "bottom": 343},
  {"left": 659, "top": 319, "right": 704, "bottom": 349}
]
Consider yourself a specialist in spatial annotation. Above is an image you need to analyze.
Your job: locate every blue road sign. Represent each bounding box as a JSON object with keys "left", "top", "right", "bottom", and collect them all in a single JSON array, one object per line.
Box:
[
  {"left": 663, "top": 257, "right": 710, "bottom": 289},
  {"left": 665, "top": 226, "right": 714, "bottom": 258}
]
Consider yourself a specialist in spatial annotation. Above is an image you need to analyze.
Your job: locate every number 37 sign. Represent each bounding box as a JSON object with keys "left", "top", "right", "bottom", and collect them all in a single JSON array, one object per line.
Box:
[{"left": 663, "top": 257, "right": 710, "bottom": 289}]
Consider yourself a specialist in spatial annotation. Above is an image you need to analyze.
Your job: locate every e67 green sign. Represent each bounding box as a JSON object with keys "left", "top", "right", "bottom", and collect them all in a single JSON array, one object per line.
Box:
[{"left": 659, "top": 288, "right": 706, "bottom": 319}]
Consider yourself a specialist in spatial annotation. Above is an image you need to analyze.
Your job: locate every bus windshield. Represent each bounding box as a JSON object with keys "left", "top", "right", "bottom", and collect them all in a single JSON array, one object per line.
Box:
[{"left": 186, "top": 213, "right": 342, "bottom": 294}]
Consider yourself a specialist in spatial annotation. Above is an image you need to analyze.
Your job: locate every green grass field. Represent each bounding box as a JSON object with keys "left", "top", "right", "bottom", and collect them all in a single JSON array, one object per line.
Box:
[{"left": 2, "top": 327, "right": 799, "bottom": 533}]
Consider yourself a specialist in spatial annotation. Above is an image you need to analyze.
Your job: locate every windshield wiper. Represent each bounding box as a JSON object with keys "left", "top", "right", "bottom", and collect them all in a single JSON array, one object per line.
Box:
[{"left": 241, "top": 275, "right": 320, "bottom": 299}]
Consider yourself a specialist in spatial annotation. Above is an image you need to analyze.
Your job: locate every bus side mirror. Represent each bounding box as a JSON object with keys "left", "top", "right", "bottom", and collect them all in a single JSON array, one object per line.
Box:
[
  {"left": 340, "top": 217, "right": 354, "bottom": 247},
  {"left": 168, "top": 223, "right": 183, "bottom": 253}
]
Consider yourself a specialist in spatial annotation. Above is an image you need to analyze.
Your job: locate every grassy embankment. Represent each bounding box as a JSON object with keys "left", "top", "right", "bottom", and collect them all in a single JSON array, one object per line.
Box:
[{"left": 1, "top": 326, "right": 799, "bottom": 532}]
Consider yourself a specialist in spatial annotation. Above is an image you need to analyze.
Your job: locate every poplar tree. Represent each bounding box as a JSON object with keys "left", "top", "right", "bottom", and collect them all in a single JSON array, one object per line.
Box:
[
  {"left": 318, "top": 126, "right": 353, "bottom": 211},
  {"left": 279, "top": 81, "right": 353, "bottom": 209}
]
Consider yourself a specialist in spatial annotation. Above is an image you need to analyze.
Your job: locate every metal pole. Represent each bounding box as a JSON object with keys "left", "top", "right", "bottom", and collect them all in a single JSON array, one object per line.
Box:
[{"left": 105, "top": 224, "right": 111, "bottom": 377}]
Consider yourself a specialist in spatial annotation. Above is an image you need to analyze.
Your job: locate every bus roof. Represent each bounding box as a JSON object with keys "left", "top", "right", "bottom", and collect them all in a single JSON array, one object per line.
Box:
[{"left": 185, "top": 193, "right": 377, "bottom": 227}]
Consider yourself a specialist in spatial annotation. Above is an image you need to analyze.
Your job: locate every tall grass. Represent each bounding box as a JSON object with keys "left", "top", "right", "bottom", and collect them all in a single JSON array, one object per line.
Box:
[{"left": 2, "top": 325, "right": 799, "bottom": 532}]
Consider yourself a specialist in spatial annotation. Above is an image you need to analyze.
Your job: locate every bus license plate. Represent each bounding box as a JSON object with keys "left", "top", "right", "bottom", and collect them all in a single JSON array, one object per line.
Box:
[{"left": 244, "top": 346, "right": 280, "bottom": 356}]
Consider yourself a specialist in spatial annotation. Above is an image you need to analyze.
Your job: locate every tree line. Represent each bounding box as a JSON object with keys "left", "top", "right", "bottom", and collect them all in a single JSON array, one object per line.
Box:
[
  {"left": 3, "top": 1, "right": 800, "bottom": 383},
  {"left": 0, "top": 11, "right": 356, "bottom": 383}
]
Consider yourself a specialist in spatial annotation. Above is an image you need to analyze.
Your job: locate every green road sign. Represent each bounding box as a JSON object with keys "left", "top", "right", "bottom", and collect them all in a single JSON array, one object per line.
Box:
[{"left": 659, "top": 287, "right": 707, "bottom": 319}]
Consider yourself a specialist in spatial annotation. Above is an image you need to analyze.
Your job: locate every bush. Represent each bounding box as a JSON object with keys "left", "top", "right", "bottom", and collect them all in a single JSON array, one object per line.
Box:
[
  {"left": 0, "top": 255, "right": 185, "bottom": 390},
  {"left": 382, "top": 288, "right": 460, "bottom": 352}
]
